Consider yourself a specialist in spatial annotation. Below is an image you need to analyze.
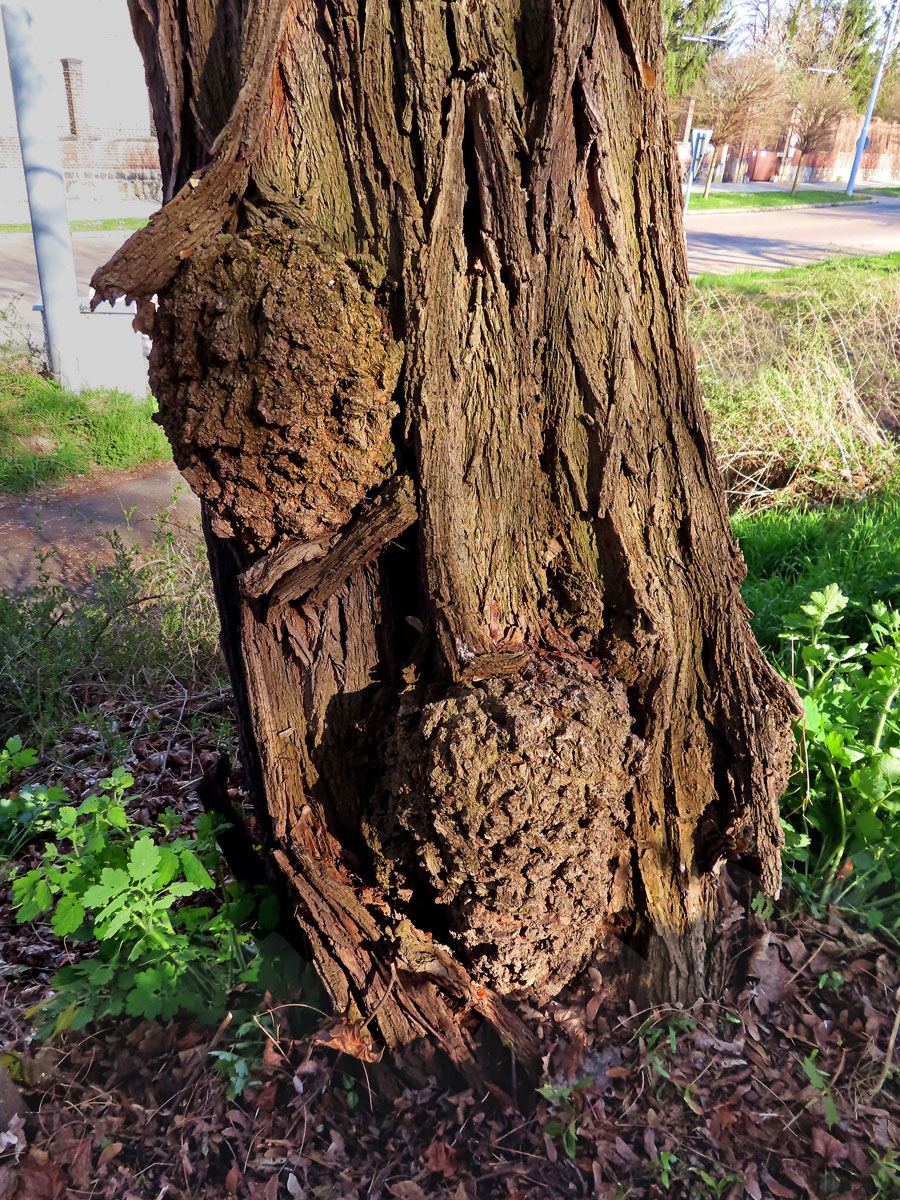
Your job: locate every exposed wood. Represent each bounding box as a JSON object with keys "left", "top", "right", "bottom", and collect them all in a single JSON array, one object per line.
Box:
[{"left": 240, "top": 475, "right": 417, "bottom": 608}]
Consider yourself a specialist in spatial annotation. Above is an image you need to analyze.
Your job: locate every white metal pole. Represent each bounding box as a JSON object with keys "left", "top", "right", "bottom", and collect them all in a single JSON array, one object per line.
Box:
[
  {"left": 2, "top": 3, "right": 82, "bottom": 389},
  {"left": 846, "top": 0, "right": 900, "bottom": 196}
]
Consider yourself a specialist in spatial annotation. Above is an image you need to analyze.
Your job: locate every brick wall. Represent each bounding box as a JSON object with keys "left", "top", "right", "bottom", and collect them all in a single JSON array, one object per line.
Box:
[{"left": 0, "top": 58, "right": 162, "bottom": 219}]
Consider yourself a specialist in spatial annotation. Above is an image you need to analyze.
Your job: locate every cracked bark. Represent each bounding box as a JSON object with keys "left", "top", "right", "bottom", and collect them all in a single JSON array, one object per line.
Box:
[{"left": 95, "top": 0, "right": 799, "bottom": 1073}]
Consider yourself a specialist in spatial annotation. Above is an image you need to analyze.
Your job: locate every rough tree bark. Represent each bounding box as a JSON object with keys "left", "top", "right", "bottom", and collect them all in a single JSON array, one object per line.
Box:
[{"left": 94, "top": 0, "right": 799, "bottom": 1078}]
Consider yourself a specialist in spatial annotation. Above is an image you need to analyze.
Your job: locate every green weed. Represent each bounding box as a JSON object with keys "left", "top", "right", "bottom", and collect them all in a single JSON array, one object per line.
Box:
[
  {"left": 0, "top": 735, "right": 61, "bottom": 862},
  {"left": 869, "top": 1147, "right": 900, "bottom": 1197},
  {"left": 536, "top": 1078, "right": 592, "bottom": 1160},
  {"left": 5, "top": 755, "right": 323, "bottom": 1096},
  {"left": 11, "top": 766, "right": 273, "bottom": 1028},
  {"left": 776, "top": 584, "right": 900, "bottom": 934}
]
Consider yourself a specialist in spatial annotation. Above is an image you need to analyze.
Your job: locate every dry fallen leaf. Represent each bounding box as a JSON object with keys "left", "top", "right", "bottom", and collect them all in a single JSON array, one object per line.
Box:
[
  {"left": 314, "top": 1022, "right": 383, "bottom": 1063},
  {"left": 10, "top": 1152, "right": 66, "bottom": 1200},
  {"left": 97, "top": 1141, "right": 123, "bottom": 1168},
  {"left": 811, "top": 1126, "right": 849, "bottom": 1168},
  {"left": 389, "top": 1184, "right": 429, "bottom": 1200},
  {"left": 423, "top": 1138, "right": 457, "bottom": 1179}
]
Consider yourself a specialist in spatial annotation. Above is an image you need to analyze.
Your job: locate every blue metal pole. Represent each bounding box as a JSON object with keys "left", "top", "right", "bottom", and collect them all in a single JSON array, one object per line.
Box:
[
  {"left": 846, "top": 0, "right": 900, "bottom": 196},
  {"left": 2, "top": 4, "right": 82, "bottom": 388}
]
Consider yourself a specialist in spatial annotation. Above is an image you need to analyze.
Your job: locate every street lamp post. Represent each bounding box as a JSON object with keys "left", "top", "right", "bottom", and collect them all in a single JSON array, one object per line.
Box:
[
  {"left": 1, "top": 3, "right": 82, "bottom": 389},
  {"left": 846, "top": 0, "right": 900, "bottom": 196}
]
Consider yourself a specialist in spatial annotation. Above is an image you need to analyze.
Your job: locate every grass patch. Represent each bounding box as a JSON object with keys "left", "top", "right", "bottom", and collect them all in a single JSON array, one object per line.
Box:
[
  {"left": 693, "top": 250, "right": 900, "bottom": 293},
  {"left": 736, "top": 487, "right": 900, "bottom": 653},
  {"left": 738, "top": 490, "right": 900, "bottom": 937},
  {"left": 685, "top": 189, "right": 864, "bottom": 212},
  {"left": 0, "top": 511, "right": 222, "bottom": 746},
  {"left": 0, "top": 217, "right": 149, "bottom": 235},
  {"left": 691, "top": 253, "right": 900, "bottom": 510},
  {"left": 0, "top": 367, "right": 171, "bottom": 492}
]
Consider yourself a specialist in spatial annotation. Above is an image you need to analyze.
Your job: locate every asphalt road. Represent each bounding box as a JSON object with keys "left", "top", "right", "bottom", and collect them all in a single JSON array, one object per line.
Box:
[
  {"left": 2, "top": 195, "right": 900, "bottom": 326},
  {"left": 0, "top": 231, "right": 129, "bottom": 334},
  {"left": 684, "top": 192, "right": 900, "bottom": 275}
]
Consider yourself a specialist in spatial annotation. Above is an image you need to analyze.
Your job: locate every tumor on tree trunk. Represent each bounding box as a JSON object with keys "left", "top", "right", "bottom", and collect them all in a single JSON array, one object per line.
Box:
[{"left": 93, "top": 0, "right": 800, "bottom": 1075}]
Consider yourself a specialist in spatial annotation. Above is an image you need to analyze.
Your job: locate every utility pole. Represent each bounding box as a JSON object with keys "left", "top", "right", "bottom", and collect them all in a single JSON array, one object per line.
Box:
[
  {"left": 846, "top": 0, "right": 900, "bottom": 195},
  {"left": 2, "top": 4, "right": 82, "bottom": 389}
]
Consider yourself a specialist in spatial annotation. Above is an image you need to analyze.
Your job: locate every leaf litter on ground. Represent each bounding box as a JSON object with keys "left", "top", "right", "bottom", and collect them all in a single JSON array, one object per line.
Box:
[{"left": 0, "top": 712, "right": 898, "bottom": 1200}]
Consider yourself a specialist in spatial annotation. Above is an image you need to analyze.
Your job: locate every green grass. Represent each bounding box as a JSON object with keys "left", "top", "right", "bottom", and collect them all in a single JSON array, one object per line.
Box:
[
  {"left": 0, "top": 368, "right": 171, "bottom": 492},
  {"left": 736, "top": 487, "right": 900, "bottom": 653},
  {"left": 693, "top": 250, "right": 900, "bottom": 293},
  {"left": 691, "top": 252, "right": 900, "bottom": 510},
  {"left": 0, "top": 217, "right": 148, "bottom": 235},
  {"left": 686, "top": 189, "right": 865, "bottom": 212},
  {"left": 0, "top": 513, "right": 222, "bottom": 746}
]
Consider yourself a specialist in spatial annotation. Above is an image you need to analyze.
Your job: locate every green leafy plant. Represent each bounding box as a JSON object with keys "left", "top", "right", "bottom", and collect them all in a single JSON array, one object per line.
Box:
[
  {"left": 0, "top": 735, "right": 62, "bottom": 862},
  {"left": 12, "top": 767, "right": 276, "bottom": 1035},
  {"left": 537, "top": 1078, "right": 591, "bottom": 1160},
  {"left": 818, "top": 969, "right": 846, "bottom": 994},
  {"left": 869, "top": 1147, "right": 900, "bottom": 1197},
  {"left": 780, "top": 584, "right": 900, "bottom": 931},
  {"left": 632, "top": 1011, "right": 697, "bottom": 1090},
  {"left": 689, "top": 1166, "right": 745, "bottom": 1197},
  {"left": 801, "top": 1051, "right": 839, "bottom": 1129},
  {"left": 647, "top": 1149, "right": 677, "bottom": 1189}
]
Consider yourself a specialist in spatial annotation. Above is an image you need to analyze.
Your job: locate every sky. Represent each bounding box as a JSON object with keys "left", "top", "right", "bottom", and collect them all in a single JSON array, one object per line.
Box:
[{"left": 0, "top": 0, "right": 151, "bottom": 135}]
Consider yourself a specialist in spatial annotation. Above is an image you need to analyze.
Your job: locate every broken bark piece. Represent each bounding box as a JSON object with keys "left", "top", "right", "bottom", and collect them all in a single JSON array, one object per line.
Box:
[
  {"left": 241, "top": 536, "right": 332, "bottom": 600},
  {"left": 266, "top": 475, "right": 417, "bottom": 609},
  {"left": 90, "top": 0, "right": 293, "bottom": 305}
]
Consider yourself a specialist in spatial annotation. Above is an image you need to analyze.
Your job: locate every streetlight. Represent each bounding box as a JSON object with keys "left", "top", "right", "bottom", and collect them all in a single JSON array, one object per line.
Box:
[
  {"left": 846, "top": 0, "right": 900, "bottom": 195},
  {"left": 1, "top": 4, "right": 83, "bottom": 389}
]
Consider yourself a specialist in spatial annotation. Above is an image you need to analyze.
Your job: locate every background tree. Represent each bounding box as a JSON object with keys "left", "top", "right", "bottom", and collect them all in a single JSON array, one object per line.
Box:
[
  {"left": 695, "top": 48, "right": 786, "bottom": 193},
  {"left": 834, "top": 0, "right": 879, "bottom": 110},
  {"left": 662, "top": 0, "right": 730, "bottom": 96},
  {"left": 787, "top": 68, "right": 853, "bottom": 189},
  {"left": 93, "top": 0, "right": 798, "bottom": 1077},
  {"left": 875, "top": 46, "right": 900, "bottom": 120}
]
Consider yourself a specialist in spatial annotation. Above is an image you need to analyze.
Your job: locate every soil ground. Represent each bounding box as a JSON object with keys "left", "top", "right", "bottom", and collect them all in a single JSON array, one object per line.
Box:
[{"left": 0, "top": 463, "right": 199, "bottom": 594}]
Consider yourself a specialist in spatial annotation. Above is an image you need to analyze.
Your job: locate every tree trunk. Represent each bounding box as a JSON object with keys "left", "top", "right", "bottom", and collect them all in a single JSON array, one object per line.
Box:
[
  {"left": 703, "top": 145, "right": 718, "bottom": 199},
  {"left": 792, "top": 153, "right": 804, "bottom": 193},
  {"left": 93, "top": 0, "right": 798, "bottom": 1075}
]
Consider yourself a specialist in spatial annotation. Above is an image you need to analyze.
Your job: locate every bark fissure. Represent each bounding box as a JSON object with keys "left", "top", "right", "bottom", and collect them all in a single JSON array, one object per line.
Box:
[{"left": 95, "top": 0, "right": 799, "bottom": 1066}]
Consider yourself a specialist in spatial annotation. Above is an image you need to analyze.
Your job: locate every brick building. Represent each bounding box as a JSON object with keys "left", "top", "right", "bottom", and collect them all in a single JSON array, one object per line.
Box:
[
  {"left": 672, "top": 93, "right": 900, "bottom": 187},
  {"left": 0, "top": 2, "right": 162, "bottom": 222}
]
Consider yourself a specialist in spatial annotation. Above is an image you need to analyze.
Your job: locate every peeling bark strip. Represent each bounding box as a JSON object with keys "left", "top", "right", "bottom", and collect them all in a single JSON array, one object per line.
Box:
[
  {"left": 98, "top": 0, "right": 799, "bottom": 1063},
  {"left": 256, "top": 474, "right": 416, "bottom": 608}
]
